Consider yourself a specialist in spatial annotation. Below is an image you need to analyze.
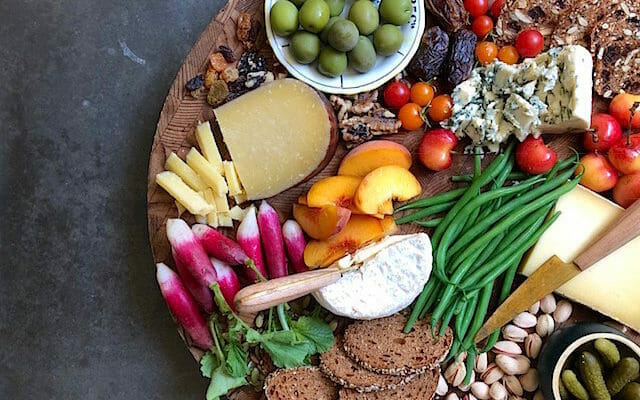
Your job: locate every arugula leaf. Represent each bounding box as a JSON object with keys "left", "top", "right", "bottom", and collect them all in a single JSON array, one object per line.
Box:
[
  {"left": 291, "top": 316, "right": 334, "bottom": 354},
  {"left": 224, "top": 342, "right": 249, "bottom": 378},
  {"left": 200, "top": 351, "right": 219, "bottom": 378},
  {"left": 247, "top": 329, "right": 315, "bottom": 369},
  {"left": 206, "top": 366, "right": 247, "bottom": 400}
]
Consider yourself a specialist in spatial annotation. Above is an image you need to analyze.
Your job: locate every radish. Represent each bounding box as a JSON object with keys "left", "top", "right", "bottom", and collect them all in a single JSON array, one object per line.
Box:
[
  {"left": 156, "top": 263, "right": 213, "bottom": 350},
  {"left": 174, "top": 257, "right": 214, "bottom": 314},
  {"left": 282, "top": 220, "right": 307, "bottom": 274},
  {"left": 192, "top": 224, "right": 249, "bottom": 266},
  {"left": 257, "top": 201, "right": 288, "bottom": 278},
  {"left": 210, "top": 258, "right": 241, "bottom": 308},
  {"left": 166, "top": 219, "right": 217, "bottom": 287},
  {"left": 236, "top": 205, "right": 268, "bottom": 281}
]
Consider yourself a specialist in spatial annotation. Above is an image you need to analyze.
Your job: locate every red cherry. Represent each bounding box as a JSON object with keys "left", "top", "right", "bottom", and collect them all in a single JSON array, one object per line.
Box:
[
  {"left": 576, "top": 153, "right": 619, "bottom": 192},
  {"left": 613, "top": 173, "right": 640, "bottom": 208},
  {"left": 383, "top": 81, "right": 410, "bottom": 109},
  {"left": 584, "top": 113, "right": 623, "bottom": 152},
  {"left": 515, "top": 135, "right": 558, "bottom": 174},
  {"left": 609, "top": 134, "right": 640, "bottom": 175},
  {"left": 490, "top": 0, "right": 506, "bottom": 17},
  {"left": 418, "top": 129, "right": 458, "bottom": 171},
  {"left": 515, "top": 29, "right": 544, "bottom": 58}
]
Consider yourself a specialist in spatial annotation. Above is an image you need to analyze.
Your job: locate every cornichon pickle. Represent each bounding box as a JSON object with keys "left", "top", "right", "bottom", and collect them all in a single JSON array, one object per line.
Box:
[
  {"left": 620, "top": 382, "right": 640, "bottom": 400},
  {"left": 606, "top": 357, "right": 640, "bottom": 395},
  {"left": 558, "top": 376, "right": 571, "bottom": 400},
  {"left": 562, "top": 369, "right": 590, "bottom": 400},
  {"left": 594, "top": 338, "right": 621, "bottom": 368},
  {"left": 578, "top": 351, "right": 611, "bottom": 400}
]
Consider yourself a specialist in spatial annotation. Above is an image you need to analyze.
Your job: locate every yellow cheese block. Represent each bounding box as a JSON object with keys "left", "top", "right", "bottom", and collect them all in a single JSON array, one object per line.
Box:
[
  {"left": 165, "top": 152, "right": 208, "bottom": 191},
  {"left": 186, "top": 148, "right": 228, "bottom": 196},
  {"left": 521, "top": 185, "right": 640, "bottom": 331},
  {"left": 214, "top": 79, "right": 336, "bottom": 200},
  {"left": 195, "top": 121, "right": 224, "bottom": 175},
  {"left": 223, "top": 161, "right": 243, "bottom": 196},
  {"left": 155, "top": 171, "right": 214, "bottom": 216}
]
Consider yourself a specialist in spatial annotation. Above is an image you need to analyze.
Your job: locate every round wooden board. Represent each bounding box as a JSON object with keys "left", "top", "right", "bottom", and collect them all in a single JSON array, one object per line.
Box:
[{"left": 146, "top": 1, "right": 636, "bottom": 398}]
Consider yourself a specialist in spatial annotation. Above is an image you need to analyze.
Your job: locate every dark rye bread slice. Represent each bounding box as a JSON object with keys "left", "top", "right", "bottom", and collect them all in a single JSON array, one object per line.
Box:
[
  {"left": 590, "top": 3, "right": 640, "bottom": 97},
  {"left": 320, "top": 339, "right": 417, "bottom": 393},
  {"left": 264, "top": 366, "right": 338, "bottom": 400},
  {"left": 338, "top": 368, "right": 440, "bottom": 400},
  {"left": 342, "top": 314, "right": 453, "bottom": 376},
  {"left": 551, "top": 0, "right": 620, "bottom": 47}
]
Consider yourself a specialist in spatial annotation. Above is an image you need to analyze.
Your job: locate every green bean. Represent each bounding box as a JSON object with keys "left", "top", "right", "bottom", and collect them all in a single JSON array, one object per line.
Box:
[
  {"left": 446, "top": 340, "right": 462, "bottom": 363},
  {"left": 462, "top": 282, "right": 494, "bottom": 350},
  {"left": 405, "top": 278, "right": 438, "bottom": 332},
  {"left": 455, "top": 294, "right": 478, "bottom": 342},
  {"left": 464, "top": 348, "right": 476, "bottom": 385},
  {"left": 452, "top": 170, "right": 528, "bottom": 183},
  {"left": 415, "top": 218, "right": 442, "bottom": 228},
  {"left": 395, "top": 187, "right": 467, "bottom": 212},
  {"left": 440, "top": 297, "right": 460, "bottom": 337},
  {"left": 462, "top": 233, "right": 505, "bottom": 274},
  {"left": 395, "top": 200, "right": 457, "bottom": 224}
]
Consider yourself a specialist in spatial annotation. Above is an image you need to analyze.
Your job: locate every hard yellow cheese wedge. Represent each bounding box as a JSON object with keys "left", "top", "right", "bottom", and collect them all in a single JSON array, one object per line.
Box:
[
  {"left": 155, "top": 171, "right": 214, "bottom": 216},
  {"left": 521, "top": 185, "right": 640, "bottom": 331}
]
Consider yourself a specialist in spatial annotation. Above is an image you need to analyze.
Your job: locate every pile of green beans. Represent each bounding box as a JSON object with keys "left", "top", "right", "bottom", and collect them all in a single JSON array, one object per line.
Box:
[{"left": 397, "top": 142, "right": 581, "bottom": 367}]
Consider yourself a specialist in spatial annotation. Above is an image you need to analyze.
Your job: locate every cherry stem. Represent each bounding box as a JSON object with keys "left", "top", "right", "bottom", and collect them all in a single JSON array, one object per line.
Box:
[{"left": 627, "top": 102, "right": 640, "bottom": 147}]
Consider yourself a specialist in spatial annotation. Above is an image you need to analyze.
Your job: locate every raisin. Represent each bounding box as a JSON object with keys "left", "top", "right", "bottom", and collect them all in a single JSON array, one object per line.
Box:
[
  {"left": 237, "top": 12, "right": 252, "bottom": 43},
  {"left": 218, "top": 45, "right": 236, "bottom": 63},
  {"left": 445, "top": 29, "right": 477, "bottom": 87},
  {"left": 204, "top": 68, "right": 218, "bottom": 89},
  {"left": 237, "top": 51, "right": 266, "bottom": 76},
  {"left": 407, "top": 26, "right": 450, "bottom": 82},
  {"left": 209, "top": 52, "right": 230, "bottom": 72},
  {"left": 207, "top": 80, "right": 229, "bottom": 107},
  {"left": 185, "top": 74, "right": 204, "bottom": 91}
]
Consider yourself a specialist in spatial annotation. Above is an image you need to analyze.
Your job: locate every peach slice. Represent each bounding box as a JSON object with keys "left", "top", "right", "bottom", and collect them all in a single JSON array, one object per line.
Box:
[
  {"left": 354, "top": 166, "right": 422, "bottom": 215},
  {"left": 303, "top": 215, "right": 397, "bottom": 268},
  {"left": 293, "top": 203, "right": 351, "bottom": 240},
  {"left": 338, "top": 140, "right": 412, "bottom": 177},
  {"left": 307, "top": 176, "right": 362, "bottom": 208}
]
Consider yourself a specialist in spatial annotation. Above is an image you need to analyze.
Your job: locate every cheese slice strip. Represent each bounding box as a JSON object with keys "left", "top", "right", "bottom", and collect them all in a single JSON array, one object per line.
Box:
[
  {"left": 186, "top": 148, "right": 228, "bottom": 196},
  {"left": 214, "top": 79, "right": 335, "bottom": 200},
  {"left": 155, "top": 171, "right": 214, "bottom": 216},
  {"left": 164, "top": 152, "right": 208, "bottom": 191},
  {"left": 223, "top": 161, "right": 243, "bottom": 196},
  {"left": 521, "top": 185, "right": 640, "bottom": 331},
  {"left": 195, "top": 121, "right": 224, "bottom": 175}
]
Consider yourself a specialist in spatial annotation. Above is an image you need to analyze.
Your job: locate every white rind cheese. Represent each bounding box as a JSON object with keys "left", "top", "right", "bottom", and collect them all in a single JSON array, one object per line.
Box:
[
  {"left": 313, "top": 233, "right": 433, "bottom": 320},
  {"left": 445, "top": 45, "right": 593, "bottom": 151}
]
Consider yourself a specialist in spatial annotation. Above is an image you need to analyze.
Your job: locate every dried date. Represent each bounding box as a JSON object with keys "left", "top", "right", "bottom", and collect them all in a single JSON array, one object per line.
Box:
[
  {"left": 445, "top": 29, "right": 477, "bottom": 86},
  {"left": 407, "top": 26, "right": 449, "bottom": 82},
  {"left": 424, "top": 0, "right": 469, "bottom": 32}
]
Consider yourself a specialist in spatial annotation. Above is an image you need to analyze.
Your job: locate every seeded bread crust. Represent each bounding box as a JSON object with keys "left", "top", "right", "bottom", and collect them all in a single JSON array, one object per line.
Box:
[
  {"left": 590, "top": 3, "right": 640, "bottom": 97},
  {"left": 320, "top": 339, "right": 417, "bottom": 393},
  {"left": 338, "top": 368, "right": 440, "bottom": 400},
  {"left": 342, "top": 314, "right": 453, "bottom": 376},
  {"left": 550, "top": 0, "right": 620, "bottom": 47},
  {"left": 264, "top": 366, "right": 338, "bottom": 400}
]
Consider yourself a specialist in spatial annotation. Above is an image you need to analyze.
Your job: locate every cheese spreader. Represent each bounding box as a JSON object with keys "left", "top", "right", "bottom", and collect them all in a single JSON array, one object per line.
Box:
[{"left": 475, "top": 199, "right": 640, "bottom": 343}]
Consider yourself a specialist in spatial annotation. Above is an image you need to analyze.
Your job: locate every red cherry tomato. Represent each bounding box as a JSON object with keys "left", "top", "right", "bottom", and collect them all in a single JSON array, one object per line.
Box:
[
  {"left": 515, "top": 29, "right": 544, "bottom": 58},
  {"left": 398, "top": 103, "right": 424, "bottom": 130},
  {"left": 472, "top": 15, "right": 494, "bottom": 38},
  {"left": 464, "top": 0, "right": 489, "bottom": 17},
  {"left": 410, "top": 82, "right": 435, "bottom": 107},
  {"left": 498, "top": 45, "right": 519, "bottom": 64},
  {"left": 490, "top": 0, "right": 506, "bottom": 17},
  {"left": 476, "top": 41, "right": 499, "bottom": 64},
  {"left": 383, "top": 81, "right": 410, "bottom": 109}
]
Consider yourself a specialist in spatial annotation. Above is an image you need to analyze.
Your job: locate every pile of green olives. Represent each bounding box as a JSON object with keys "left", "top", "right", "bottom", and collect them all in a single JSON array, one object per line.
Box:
[{"left": 269, "top": 0, "right": 413, "bottom": 77}]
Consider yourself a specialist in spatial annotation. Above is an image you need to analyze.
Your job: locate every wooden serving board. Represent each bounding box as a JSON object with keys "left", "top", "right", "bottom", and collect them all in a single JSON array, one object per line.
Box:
[{"left": 146, "top": 0, "right": 635, "bottom": 398}]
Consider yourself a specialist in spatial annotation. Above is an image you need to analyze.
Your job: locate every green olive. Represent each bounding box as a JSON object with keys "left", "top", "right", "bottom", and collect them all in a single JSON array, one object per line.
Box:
[
  {"left": 348, "top": 36, "right": 377, "bottom": 72},
  {"left": 373, "top": 24, "right": 403, "bottom": 56},
  {"left": 299, "top": 0, "right": 330, "bottom": 33},
  {"left": 327, "top": 19, "right": 359, "bottom": 52},
  {"left": 324, "top": 0, "right": 345, "bottom": 16},
  {"left": 291, "top": 31, "right": 321, "bottom": 64},
  {"left": 348, "top": 0, "right": 379, "bottom": 35},
  {"left": 320, "top": 16, "right": 343, "bottom": 42},
  {"left": 270, "top": 0, "right": 299, "bottom": 37},
  {"left": 378, "top": 0, "right": 412, "bottom": 25},
  {"left": 318, "top": 46, "right": 347, "bottom": 77}
]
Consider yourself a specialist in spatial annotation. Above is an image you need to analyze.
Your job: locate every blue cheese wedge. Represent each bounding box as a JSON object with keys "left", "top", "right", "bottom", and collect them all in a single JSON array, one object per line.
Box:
[
  {"left": 313, "top": 234, "right": 432, "bottom": 320},
  {"left": 445, "top": 45, "right": 593, "bottom": 150}
]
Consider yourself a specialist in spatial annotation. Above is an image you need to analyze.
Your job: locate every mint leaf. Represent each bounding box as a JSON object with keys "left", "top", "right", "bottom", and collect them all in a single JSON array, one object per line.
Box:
[
  {"left": 224, "top": 342, "right": 249, "bottom": 377},
  {"left": 247, "top": 330, "right": 315, "bottom": 368},
  {"left": 200, "top": 351, "right": 220, "bottom": 378},
  {"left": 206, "top": 366, "right": 247, "bottom": 400},
  {"left": 291, "top": 316, "right": 334, "bottom": 354}
]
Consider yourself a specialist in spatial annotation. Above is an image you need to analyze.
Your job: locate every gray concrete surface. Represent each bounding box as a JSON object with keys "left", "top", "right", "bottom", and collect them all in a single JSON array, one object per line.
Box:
[{"left": 0, "top": 1, "right": 228, "bottom": 398}]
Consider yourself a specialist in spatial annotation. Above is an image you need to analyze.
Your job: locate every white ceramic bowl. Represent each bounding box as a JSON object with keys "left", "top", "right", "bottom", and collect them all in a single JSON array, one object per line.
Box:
[{"left": 265, "top": 0, "right": 426, "bottom": 94}]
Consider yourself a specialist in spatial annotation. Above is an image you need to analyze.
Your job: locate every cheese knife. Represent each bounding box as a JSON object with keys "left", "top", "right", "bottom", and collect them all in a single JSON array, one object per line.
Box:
[{"left": 475, "top": 199, "right": 640, "bottom": 343}]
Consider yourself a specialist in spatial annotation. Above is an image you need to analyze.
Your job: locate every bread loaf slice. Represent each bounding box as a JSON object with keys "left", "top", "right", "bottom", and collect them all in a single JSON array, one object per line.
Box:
[
  {"left": 495, "top": 0, "right": 578, "bottom": 45},
  {"left": 320, "top": 339, "right": 416, "bottom": 393},
  {"left": 264, "top": 366, "right": 338, "bottom": 400},
  {"left": 551, "top": 0, "right": 619, "bottom": 47},
  {"left": 338, "top": 368, "right": 440, "bottom": 400},
  {"left": 342, "top": 314, "right": 453, "bottom": 376}
]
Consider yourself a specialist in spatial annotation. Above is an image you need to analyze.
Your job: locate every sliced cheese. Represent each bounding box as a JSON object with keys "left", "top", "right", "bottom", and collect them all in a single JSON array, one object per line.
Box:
[
  {"left": 228, "top": 205, "right": 248, "bottom": 221},
  {"left": 213, "top": 192, "right": 230, "bottom": 214},
  {"left": 233, "top": 192, "right": 247, "bottom": 205},
  {"left": 186, "top": 148, "right": 228, "bottom": 196},
  {"left": 214, "top": 79, "right": 334, "bottom": 200},
  {"left": 164, "top": 152, "right": 208, "bottom": 191},
  {"left": 223, "top": 161, "right": 243, "bottom": 196},
  {"left": 218, "top": 213, "right": 233, "bottom": 227},
  {"left": 195, "top": 121, "right": 224, "bottom": 175},
  {"left": 202, "top": 190, "right": 219, "bottom": 228},
  {"left": 521, "top": 185, "right": 640, "bottom": 331},
  {"left": 156, "top": 171, "right": 214, "bottom": 216}
]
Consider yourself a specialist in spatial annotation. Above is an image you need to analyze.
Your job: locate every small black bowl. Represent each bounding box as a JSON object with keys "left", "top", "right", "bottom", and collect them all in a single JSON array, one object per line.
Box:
[{"left": 538, "top": 322, "right": 640, "bottom": 400}]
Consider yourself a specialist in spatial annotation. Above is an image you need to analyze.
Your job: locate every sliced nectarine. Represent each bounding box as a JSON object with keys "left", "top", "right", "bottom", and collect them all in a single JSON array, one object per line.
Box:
[
  {"left": 303, "top": 215, "right": 396, "bottom": 268},
  {"left": 338, "top": 140, "right": 412, "bottom": 177},
  {"left": 292, "top": 203, "right": 351, "bottom": 240},
  {"left": 307, "top": 176, "right": 362, "bottom": 208},
  {"left": 354, "top": 166, "right": 422, "bottom": 215}
]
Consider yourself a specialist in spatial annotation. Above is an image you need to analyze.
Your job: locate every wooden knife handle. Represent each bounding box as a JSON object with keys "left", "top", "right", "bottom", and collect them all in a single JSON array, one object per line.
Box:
[
  {"left": 574, "top": 199, "right": 640, "bottom": 270},
  {"left": 234, "top": 267, "right": 342, "bottom": 315}
]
